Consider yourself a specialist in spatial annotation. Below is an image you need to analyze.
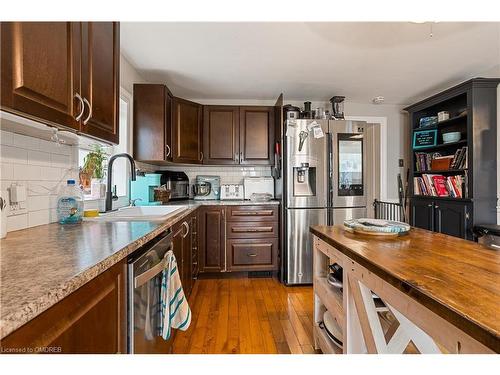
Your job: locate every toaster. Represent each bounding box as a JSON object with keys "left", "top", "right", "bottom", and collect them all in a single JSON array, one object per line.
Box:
[{"left": 220, "top": 184, "right": 244, "bottom": 200}]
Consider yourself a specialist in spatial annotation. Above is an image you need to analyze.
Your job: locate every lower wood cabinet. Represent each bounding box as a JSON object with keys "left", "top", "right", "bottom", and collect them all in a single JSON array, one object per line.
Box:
[
  {"left": 1, "top": 260, "right": 127, "bottom": 354},
  {"left": 199, "top": 205, "right": 279, "bottom": 273},
  {"left": 172, "top": 212, "right": 197, "bottom": 298},
  {"left": 199, "top": 206, "right": 226, "bottom": 272},
  {"left": 410, "top": 198, "right": 472, "bottom": 239}
]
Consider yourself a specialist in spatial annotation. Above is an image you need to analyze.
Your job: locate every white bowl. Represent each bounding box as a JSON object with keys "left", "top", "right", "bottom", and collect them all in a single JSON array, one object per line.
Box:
[{"left": 442, "top": 132, "right": 461, "bottom": 144}]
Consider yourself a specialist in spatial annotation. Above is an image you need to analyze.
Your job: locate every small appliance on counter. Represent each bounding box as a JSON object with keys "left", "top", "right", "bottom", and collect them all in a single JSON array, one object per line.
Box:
[
  {"left": 193, "top": 175, "right": 220, "bottom": 200},
  {"left": 130, "top": 173, "right": 162, "bottom": 206},
  {"left": 474, "top": 224, "right": 500, "bottom": 250},
  {"left": 243, "top": 177, "right": 274, "bottom": 200},
  {"left": 220, "top": 184, "right": 244, "bottom": 200},
  {"left": 157, "top": 171, "right": 189, "bottom": 201}
]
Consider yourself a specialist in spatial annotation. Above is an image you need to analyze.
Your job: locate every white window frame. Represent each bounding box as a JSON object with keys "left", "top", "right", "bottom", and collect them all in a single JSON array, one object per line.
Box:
[
  {"left": 113, "top": 87, "right": 133, "bottom": 200},
  {"left": 77, "top": 87, "right": 133, "bottom": 205}
]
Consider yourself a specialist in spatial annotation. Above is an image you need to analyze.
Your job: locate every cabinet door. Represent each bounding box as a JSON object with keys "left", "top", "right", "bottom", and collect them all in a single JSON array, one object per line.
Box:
[
  {"left": 239, "top": 106, "right": 274, "bottom": 165},
  {"left": 434, "top": 201, "right": 472, "bottom": 239},
  {"left": 133, "top": 84, "right": 172, "bottom": 162},
  {"left": 203, "top": 106, "right": 240, "bottom": 164},
  {"left": 172, "top": 97, "right": 203, "bottom": 164},
  {"left": 410, "top": 198, "right": 434, "bottom": 231},
  {"left": 1, "top": 260, "right": 126, "bottom": 353},
  {"left": 181, "top": 218, "right": 193, "bottom": 297},
  {"left": 0, "top": 22, "right": 81, "bottom": 130},
  {"left": 199, "top": 207, "right": 225, "bottom": 272},
  {"left": 172, "top": 221, "right": 184, "bottom": 283},
  {"left": 81, "top": 22, "right": 120, "bottom": 144}
]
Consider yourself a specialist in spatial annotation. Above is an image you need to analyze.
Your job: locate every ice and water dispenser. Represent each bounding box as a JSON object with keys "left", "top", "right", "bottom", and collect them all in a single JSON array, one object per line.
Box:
[{"left": 293, "top": 162, "right": 316, "bottom": 197}]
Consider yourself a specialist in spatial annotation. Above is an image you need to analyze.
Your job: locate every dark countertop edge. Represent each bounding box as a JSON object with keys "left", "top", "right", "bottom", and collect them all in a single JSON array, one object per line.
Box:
[
  {"left": 0, "top": 206, "right": 198, "bottom": 340},
  {"left": 309, "top": 226, "right": 500, "bottom": 353}
]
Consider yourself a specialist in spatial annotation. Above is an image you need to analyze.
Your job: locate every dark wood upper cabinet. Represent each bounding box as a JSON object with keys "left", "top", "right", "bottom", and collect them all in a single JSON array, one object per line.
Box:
[
  {"left": 239, "top": 106, "right": 274, "bottom": 165},
  {"left": 0, "top": 22, "right": 120, "bottom": 144},
  {"left": 203, "top": 106, "right": 240, "bottom": 165},
  {"left": 1, "top": 22, "right": 82, "bottom": 131},
  {"left": 200, "top": 105, "right": 274, "bottom": 166},
  {"left": 172, "top": 97, "right": 203, "bottom": 164},
  {"left": 80, "top": 22, "right": 120, "bottom": 144},
  {"left": 133, "top": 84, "right": 173, "bottom": 162}
]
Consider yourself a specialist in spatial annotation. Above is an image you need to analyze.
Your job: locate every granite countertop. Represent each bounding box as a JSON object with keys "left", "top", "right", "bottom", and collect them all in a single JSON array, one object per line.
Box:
[
  {"left": 0, "top": 205, "right": 198, "bottom": 339},
  {"left": 0, "top": 199, "right": 280, "bottom": 339}
]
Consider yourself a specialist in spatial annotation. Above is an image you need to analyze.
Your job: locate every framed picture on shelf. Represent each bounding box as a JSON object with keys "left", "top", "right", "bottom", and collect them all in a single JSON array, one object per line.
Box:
[{"left": 413, "top": 129, "right": 438, "bottom": 149}]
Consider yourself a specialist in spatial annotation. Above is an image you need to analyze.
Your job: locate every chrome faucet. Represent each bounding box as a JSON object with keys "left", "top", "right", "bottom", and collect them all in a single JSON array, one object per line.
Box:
[{"left": 105, "top": 153, "right": 137, "bottom": 212}]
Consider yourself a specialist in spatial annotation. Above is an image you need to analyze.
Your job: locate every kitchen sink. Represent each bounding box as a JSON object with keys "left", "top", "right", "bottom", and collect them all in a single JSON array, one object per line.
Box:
[{"left": 89, "top": 205, "right": 187, "bottom": 222}]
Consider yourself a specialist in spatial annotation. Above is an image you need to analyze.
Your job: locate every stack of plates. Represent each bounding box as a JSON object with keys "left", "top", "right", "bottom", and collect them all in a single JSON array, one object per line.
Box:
[
  {"left": 344, "top": 218, "right": 410, "bottom": 236},
  {"left": 319, "top": 311, "right": 343, "bottom": 349}
]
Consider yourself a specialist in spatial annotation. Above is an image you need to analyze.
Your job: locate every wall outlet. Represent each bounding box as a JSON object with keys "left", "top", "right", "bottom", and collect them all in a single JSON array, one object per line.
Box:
[
  {"left": 8, "top": 183, "right": 28, "bottom": 216},
  {"left": 398, "top": 159, "right": 404, "bottom": 167}
]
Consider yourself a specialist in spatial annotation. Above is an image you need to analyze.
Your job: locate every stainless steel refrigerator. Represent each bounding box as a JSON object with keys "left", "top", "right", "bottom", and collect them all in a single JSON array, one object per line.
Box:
[{"left": 283, "top": 119, "right": 367, "bottom": 285}]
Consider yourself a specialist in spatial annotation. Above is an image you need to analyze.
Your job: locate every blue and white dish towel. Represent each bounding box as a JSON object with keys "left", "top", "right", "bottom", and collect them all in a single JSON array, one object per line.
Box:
[{"left": 160, "top": 250, "right": 191, "bottom": 340}]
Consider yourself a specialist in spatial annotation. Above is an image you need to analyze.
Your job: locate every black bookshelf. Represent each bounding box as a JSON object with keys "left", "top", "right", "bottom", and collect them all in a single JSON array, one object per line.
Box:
[{"left": 404, "top": 78, "right": 499, "bottom": 240}]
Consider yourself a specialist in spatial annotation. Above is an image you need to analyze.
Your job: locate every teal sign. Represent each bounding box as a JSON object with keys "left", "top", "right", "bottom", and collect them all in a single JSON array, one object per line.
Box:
[{"left": 413, "top": 129, "right": 437, "bottom": 149}]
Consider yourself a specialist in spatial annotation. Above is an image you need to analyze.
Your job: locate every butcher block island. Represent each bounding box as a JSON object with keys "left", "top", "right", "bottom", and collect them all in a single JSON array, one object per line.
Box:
[{"left": 310, "top": 225, "right": 500, "bottom": 354}]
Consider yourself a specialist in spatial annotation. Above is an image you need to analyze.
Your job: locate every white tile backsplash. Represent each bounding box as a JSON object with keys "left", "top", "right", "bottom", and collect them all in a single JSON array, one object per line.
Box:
[
  {"left": 1, "top": 145, "right": 28, "bottom": 164},
  {"left": 1, "top": 130, "right": 79, "bottom": 233},
  {"left": 28, "top": 209, "right": 51, "bottom": 227},
  {"left": 0, "top": 130, "right": 13, "bottom": 146},
  {"left": 28, "top": 150, "right": 51, "bottom": 166},
  {"left": 1, "top": 129, "right": 273, "bottom": 233},
  {"left": 137, "top": 163, "right": 273, "bottom": 194},
  {"left": 6, "top": 213, "right": 28, "bottom": 232},
  {"left": 12, "top": 133, "right": 40, "bottom": 150}
]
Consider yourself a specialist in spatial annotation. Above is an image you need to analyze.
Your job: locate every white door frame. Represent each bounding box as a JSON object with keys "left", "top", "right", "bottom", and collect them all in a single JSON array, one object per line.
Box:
[{"left": 345, "top": 115, "right": 388, "bottom": 202}]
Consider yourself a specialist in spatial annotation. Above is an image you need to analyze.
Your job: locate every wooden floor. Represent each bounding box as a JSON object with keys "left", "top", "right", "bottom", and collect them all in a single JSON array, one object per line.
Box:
[{"left": 172, "top": 276, "right": 320, "bottom": 354}]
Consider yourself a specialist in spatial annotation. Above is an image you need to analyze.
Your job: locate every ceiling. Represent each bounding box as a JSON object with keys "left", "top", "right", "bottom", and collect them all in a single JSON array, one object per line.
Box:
[{"left": 121, "top": 22, "right": 500, "bottom": 105}]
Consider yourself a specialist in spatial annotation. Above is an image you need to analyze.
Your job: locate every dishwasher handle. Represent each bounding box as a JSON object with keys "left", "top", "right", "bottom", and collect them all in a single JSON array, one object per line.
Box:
[{"left": 134, "top": 247, "right": 171, "bottom": 288}]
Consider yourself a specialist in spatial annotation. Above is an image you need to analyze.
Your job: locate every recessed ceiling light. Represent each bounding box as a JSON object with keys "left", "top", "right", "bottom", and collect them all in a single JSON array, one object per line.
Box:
[{"left": 372, "top": 96, "right": 385, "bottom": 104}]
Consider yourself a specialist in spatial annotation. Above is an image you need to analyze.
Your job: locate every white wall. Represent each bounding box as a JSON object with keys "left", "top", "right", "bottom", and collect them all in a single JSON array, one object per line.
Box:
[{"left": 120, "top": 54, "right": 148, "bottom": 95}]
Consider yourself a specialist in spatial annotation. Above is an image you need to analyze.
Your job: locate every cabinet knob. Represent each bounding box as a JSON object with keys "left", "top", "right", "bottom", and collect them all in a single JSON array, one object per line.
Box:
[{"left": 435, "top": 205, "right": 439, "bottom": 209}]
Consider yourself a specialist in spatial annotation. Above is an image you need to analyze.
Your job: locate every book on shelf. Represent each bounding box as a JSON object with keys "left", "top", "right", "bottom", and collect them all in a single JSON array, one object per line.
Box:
[
  {"left": 414, "top": 146, "right": 467, "bottom": 172},
  {"left": 413, "top": 174, "right": 465, "bottom": 198}
]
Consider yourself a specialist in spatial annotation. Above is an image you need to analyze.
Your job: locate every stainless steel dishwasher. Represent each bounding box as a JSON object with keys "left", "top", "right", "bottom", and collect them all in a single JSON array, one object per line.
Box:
[{"left": 128, "top": 228, "right": 173, "bottom": 354}]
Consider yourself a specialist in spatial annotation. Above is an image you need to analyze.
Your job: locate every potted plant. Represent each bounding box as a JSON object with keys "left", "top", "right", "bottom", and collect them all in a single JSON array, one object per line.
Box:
[{"left": 82, "top": 145, "right": 108, "bottom": 198}]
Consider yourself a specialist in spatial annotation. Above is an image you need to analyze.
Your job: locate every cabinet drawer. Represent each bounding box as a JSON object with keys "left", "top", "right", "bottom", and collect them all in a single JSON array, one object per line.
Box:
[
  {"left": 228, "top": 238, "right": 278, "bottom": 271},
  {"left": 227, "top": 205, "right": 278, "bottom": 222},
  {"left": 227, "top": 221, "right": 278, "bottom": 239}
]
